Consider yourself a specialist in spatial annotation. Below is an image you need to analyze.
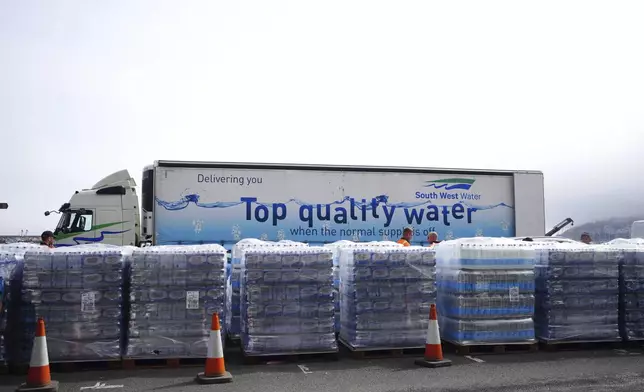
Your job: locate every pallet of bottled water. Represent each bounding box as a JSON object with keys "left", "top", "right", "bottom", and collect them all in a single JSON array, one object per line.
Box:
[
  {"left": 338, "top": 245, "right": 436, "bottom": 350},
  {"left": 240, "top": 246, "right": 337, "bottom": 355},
  {"left": 18, "top": 245, "right": 129, "bottom": 362},
  {"left": 610, "top": 239, "right": 644, "bottom": 341},
  {"left": 436, "top": 238, "right": 536, "bottom": 346},
  {"left": 324, "top": 241, "right": 403, "bottom": 334},
  {"left": 126, "top": 244, "right": 227, "bottom": 358},
  {"left": 0, "top": 276, "right": 5, "bottom": 362},
  {"left": 534, "top": 243, "right": 621, "bottom": 343},
  {"left": 0, "top": 242, "right": 39, "bottom": 363},
  {"left": 227, "top": 239, "right": 308, "bottom": 339}
]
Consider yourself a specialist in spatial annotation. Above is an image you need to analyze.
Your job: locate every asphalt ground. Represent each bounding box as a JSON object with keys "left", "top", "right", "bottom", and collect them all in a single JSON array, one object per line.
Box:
[{"left": 2, "top": 346, "right": 644, "bottom": 392}]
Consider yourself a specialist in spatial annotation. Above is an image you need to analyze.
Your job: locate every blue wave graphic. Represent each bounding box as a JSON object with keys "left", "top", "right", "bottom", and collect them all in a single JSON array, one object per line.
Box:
[
  {"left": 54, "top": 229, "right": 130, "bottom": 247},
  {"left": 460, "top": 202, "right": 513, "bottom": 211},
  {"left": 423, "top": 183, "right": 472, "bottom": 190},
  {"left": 73, "top": 229, "right": 130, "bottom": 244},
  {"left": 156, "top": 194, "right": 514, "bottom": 211}
]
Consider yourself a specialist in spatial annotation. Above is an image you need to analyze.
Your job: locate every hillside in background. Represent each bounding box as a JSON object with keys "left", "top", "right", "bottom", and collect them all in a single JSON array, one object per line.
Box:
[
  {"left": 560, "top": 216, "right": 642, "bottom": 243},
  {"left": 0, "top": 235, "right": 40, "bottom": 244}
]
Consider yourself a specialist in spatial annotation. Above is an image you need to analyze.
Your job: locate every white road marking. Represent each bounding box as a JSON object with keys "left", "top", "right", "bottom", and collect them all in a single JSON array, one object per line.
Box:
[
  {"left": 613, "top": 349, "right": 641, "bottom": 356},
  {"left": 80, "top": 382, "right": 124, "bottom": 390},
  {"left": 297, "top": 364, "right": 313, "bottom": 374},
  {"left": 464, "top": 355, "right": 485, "bottom": 363}
]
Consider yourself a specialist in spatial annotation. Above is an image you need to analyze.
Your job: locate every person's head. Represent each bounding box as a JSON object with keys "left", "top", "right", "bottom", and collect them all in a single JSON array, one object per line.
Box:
[
  {"left": 41, "top": 230, "right": 54, "bottom": 246},
  {"left": 402, "top": 228, "right": 413, "bottom": 241},
  {"left": 580, "top": 232, "right": 592, "bottom": 244},
  {"left": 427, "top": 231, "right": 438, "bottom": 243}
]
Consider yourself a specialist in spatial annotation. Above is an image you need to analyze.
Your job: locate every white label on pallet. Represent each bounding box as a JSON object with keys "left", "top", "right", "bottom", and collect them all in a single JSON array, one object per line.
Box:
[
  {"left": 81, "top": 292, "right": 96, "bottom": 313},
  {"left": 186, "top": 290, "right": 200, "bottom": 309},
  {"left": 509, "top": 286, "right": 519, "bottom": 302}
]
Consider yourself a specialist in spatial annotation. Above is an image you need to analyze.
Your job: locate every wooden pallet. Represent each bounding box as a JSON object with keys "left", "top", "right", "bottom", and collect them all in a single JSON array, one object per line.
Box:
[
  {"left": 121, "top": 357, "right": 206, "bottom": 369},
  {"left": 241, "top": 350, "right": 339, "bottom": 365},
  {"left": 53, "top": 360, "right": 123, "bottom": 372},
  {"left": 621, "top": 340, "right": 644, "bottom": 350},
  {"left": 3, "top": 360, "right": 123, "bottom": 375},
  {"left": 226, "top": 335, "right": 241, "bottom": 347},
  {"left": 442, "top": 340, "right": 538, "bottom": 356},
  {"left": 338, "top": 337, "right": 425, "bottom": 359},
  {"left": 538, "top": 339, "right": 623, "bottom": 352}
]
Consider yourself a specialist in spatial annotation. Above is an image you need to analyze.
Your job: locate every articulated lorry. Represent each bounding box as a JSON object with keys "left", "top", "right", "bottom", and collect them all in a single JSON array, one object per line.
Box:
[{"left": 48, "top": 161, "right": 547, "bottom": 248}]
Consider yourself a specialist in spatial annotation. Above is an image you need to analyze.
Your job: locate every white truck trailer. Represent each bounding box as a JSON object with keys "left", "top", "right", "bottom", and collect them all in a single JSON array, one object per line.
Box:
[{"left": 48, "top": 160, "right": 546, "bottom": 247}]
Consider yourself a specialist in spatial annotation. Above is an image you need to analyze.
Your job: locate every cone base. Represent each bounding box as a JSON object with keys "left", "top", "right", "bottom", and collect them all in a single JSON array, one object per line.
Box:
[
  {"left": 15, "top": 380, "right": 59, "bottom": 392},
  {"left": 195, "top": 371, "right": 233, "bottom": 384},
  {"left": 415, "top": 358, "right": 452, "bottom": 368}
]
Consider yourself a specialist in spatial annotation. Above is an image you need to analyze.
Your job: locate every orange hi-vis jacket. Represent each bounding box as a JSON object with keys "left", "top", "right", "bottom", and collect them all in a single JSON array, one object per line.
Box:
[{"left": 397, "top": 238, "right": 411, "bottom": 247}]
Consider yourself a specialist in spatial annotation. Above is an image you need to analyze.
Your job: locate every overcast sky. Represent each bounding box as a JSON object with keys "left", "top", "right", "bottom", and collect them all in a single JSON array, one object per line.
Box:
[{"left": 1, "top": 0, "right": 643, "bottom": 235}]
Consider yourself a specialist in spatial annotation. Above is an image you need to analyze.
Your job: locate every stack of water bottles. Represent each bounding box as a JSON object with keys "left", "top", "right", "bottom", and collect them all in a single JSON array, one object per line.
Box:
[
  {"left": 324, "top": 241, "right": 403, "bottom": 334},
  {"left": 436, "top": 238, "right": 536, "bottom": 345},
  {"left": 534, "top": 244, "right": 620, "bottom": 342},
  {"left": 19, "top": 245, "right": 128, "bottom": 361},
  {"left": 339, "top": 245, "right": 437, "bottom": 349},
  {"left": 126, "top": 244, "right": 227, "bottom": 358},
  {"left": 227, "top": 240, "right": 308, "bottom": 339},
  {"left": 0, "top": 247, "right": 17, "bottom": 362},
  {"left": 609, "top": 239, "right": 644, "bottom": 341},
  {"left": 240, "top": 246, "right": 337, "bottom": 355},
  {"left": 0, "top": 275, "right": 4, "bottom": 363},
  {"left": 0, "top": 243, "right": 39, "bottom": 362}
]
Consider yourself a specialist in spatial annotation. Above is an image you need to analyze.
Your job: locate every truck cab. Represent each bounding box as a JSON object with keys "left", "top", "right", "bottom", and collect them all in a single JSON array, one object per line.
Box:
[{"left": 49, "top": 170, "right": 140, "bottom": 247}]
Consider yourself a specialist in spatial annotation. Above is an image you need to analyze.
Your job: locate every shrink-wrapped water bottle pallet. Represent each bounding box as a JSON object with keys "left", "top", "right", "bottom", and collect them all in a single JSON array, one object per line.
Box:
[
  {"left": 241, "top": 348, "right": 339, "bottom": 364},
  {"left": 338, "top": 337, "right": 425, "bottom": 359},
  {"left": 442, "top": 339, "right": 538, "bottom": 356},
  {"left": 538, "top": 339, "right": 624, "bottom": 352}
]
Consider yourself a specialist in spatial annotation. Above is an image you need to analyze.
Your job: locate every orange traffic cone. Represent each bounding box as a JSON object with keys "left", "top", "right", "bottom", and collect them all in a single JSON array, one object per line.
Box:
[
  {"left": 415, "top": 304, "right": 452, "bottom": 368},
  {"left": 16, "top": 318, "right": 59, "bottom": 392},
  {"left": 195, "top": 313, "right": 233, "bottom": 384}
]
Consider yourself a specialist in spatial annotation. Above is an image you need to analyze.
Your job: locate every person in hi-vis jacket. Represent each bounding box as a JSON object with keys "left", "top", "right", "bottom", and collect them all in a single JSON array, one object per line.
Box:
[{"left": 397, "top": 227, "right": 413, "bottom": 246}]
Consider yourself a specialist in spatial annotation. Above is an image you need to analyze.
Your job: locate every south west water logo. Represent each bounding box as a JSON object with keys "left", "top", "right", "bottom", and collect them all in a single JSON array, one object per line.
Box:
[{"left": 423, "top": 178, "right": 475, "bottom": 191}]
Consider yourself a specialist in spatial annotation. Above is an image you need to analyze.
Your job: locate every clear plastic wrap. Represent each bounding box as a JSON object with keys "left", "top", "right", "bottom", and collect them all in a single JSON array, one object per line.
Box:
[
  {"left": 436, "top": 238, "right": 536, "bottom": 345},
  {"left": 227, "top": 240, "right": 308, "bottom": 338},
  {"left": 534, "top": 244, "right": 620, "bottom": 342},
  {"left": 324, "top": 241, "right": 403, "bottom": 333},
  {"left": 440, "top": 293, "right": 534, "bottom": 319},
  {"left": 240, "top": 246, "right": 337, "bottom": 355},
  {"left": 17, "top": 246, "right": 130, "bottom": 362},
  {"left": 438, "top": 317, "right": 535, "bottom": 343},
  {"left": 338, "top": 245, "right": 436, "bottom": 349},
  {"left": 0, "top": 244, "right": 33, "bottom": 362},
  {"left": 439, "top": 269, "right": 535, "bottom": 294},
  {"left": 0, "top": 276, "right": 5, "bottom": 362},
  {"left": 436, "top": 238, "right": 535, "bottom": 270},
  {"left": 618, "top": 243, "right": 644, "bottom": 340},
  {"left": 126, "top": 244, "right": 227, "bottom": 358}
]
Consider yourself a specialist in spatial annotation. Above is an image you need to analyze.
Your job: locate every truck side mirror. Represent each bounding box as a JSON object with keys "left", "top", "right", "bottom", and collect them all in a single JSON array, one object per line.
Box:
[
  {"left": 0, "top": 203, "right": 8, "bottom": 210},
  {"left": 44, "top": 211, "right": 50, "bottom": 216}
]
